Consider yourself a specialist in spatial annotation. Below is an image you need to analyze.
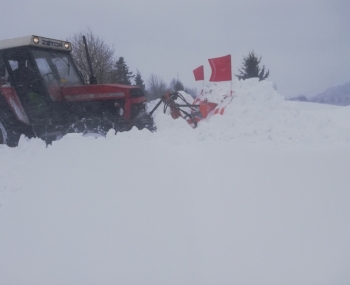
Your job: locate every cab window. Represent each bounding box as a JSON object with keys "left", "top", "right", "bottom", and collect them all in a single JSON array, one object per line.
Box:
[{"left": 31, "top": 49, "right": 82, "bottom": 87}]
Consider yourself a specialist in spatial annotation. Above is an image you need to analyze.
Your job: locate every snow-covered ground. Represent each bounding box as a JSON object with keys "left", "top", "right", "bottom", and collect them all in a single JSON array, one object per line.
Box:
[{"left": 1, "top": 78, "right": 350, "bottom": 285}]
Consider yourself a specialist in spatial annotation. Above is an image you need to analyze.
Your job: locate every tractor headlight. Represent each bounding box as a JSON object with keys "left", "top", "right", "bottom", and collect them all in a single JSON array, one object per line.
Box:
[
  {"left": 33, "top": 36, "right": 39, "bottom": 44},
  {"left": 64, "top": 42, "right": 70, "bottom": 49}
]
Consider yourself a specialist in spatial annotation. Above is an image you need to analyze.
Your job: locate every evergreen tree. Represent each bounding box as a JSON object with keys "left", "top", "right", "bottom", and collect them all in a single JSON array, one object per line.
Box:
[
  {"left": 236, "top": 51, "right": 269, "bottom": 81},
  {"left": 111, "top": 57, "right": 134, "bottom": 85},
  {"left": 170, "top": 78, "right": 185, "bottom": 92},
  {"left": 134, "top": 70, "right": 145, "bottom": 90}
]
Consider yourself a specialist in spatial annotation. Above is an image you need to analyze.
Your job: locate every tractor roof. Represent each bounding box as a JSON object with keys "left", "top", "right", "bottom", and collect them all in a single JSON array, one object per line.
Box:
[{"left": 0, "top": 35, "right": 72, "bottom": 52}]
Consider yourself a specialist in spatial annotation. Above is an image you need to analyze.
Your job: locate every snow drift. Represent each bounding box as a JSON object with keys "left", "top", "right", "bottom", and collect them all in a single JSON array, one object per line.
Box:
[
  {"left": 1, "top": 78, "right": 350, "bottom": 285},
  {"left": 149, "top": 78, "right": 350, "bottom": 148}
]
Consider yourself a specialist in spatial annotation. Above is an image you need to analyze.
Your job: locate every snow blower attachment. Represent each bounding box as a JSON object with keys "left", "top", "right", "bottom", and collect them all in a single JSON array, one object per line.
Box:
[
  {"left": 0, "top": 35, "right": 155, "bottom": 146},
  {"left": 150, "top": 90, "right": 233, "bottom": 128},
  {"left": 149, "top": 92, "right": 204, "bottom": 128}
]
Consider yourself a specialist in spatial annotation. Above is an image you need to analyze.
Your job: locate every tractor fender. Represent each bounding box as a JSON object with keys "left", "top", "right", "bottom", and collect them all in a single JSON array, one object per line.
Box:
[
  {"left": 0, "top": 119, "right": 8, "bottom": 145},
  {"left": 0, "top": 86, "right": 30, "bottom": 125}
]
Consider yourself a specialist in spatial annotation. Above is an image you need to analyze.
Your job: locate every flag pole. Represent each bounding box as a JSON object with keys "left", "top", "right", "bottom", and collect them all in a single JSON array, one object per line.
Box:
[
  {"left": 197, "top": 80, "right": 204, "bottom": 102},
  {"left": 200, "top": 67, "right": 205, "bottom": 101},
  {"left": 230, "top": 57, "right": 233, "bottom": 96}
]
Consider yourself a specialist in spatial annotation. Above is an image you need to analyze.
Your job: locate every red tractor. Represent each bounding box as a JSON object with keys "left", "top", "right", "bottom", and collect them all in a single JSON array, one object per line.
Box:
[{"left": 0, "top": 35, "right": 153, "bottom": 146}]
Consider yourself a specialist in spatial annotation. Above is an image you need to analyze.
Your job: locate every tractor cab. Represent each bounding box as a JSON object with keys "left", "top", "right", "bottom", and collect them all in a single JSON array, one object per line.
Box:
[
  {"left": 0, "top": 36, "right": 83, "bottom": 101},
  {"left": 0, "top": 35, "right": 152, "bottom": 146},
  {"left": 0, "top": 36, "right": 86, "bottom": 132}
]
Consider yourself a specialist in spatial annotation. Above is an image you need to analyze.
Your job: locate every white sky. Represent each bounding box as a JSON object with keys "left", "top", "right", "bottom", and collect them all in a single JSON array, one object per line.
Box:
[{"left": 2, "top": 0, "right": 349, "bottom": 97}]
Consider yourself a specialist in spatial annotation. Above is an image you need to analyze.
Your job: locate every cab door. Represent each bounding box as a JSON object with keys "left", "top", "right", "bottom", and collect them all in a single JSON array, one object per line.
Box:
[
  {"left": 2, "top": 47, "right": 51, "bottom": 126},
  {"left": 32, "top": 51, "right": 63, "bottom": 101}
]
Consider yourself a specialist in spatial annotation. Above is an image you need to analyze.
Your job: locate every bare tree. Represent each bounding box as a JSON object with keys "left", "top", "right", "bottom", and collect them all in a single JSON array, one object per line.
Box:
[
  {"left": 69, "top": 28, "right": 115, "bottom": 84},
  {"left": 170, "top": 78, "right": 185, "bottom": 92},
  {"left": 147, "top": 74, "right": 168, "bottom": 101}
]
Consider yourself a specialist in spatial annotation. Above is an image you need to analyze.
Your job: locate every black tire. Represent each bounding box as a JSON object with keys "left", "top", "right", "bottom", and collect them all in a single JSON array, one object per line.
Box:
[
  {"left": 0, "top": 119, "right": 22, "bottom": 147},
  {"left": 0, "top": 120, "right": 8, "bottom": 145}
]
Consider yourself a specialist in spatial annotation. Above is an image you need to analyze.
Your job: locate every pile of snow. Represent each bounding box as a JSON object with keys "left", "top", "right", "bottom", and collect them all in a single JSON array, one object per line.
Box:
[
  {"left": 1, "top": 79, "right": 350, "bottom": 285},
  {"left": 146, "top": 78, "right": 350, "bottom": 148}
]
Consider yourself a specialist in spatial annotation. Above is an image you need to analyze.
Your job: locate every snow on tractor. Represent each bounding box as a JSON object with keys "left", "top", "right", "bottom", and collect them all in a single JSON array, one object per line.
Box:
[{"left": 0, "top": 35, "right": 154, "bottom": 146}]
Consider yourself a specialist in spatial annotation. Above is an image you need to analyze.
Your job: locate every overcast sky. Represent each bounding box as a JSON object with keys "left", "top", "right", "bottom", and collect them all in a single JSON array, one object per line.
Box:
[{"left": 2, "top": 0, "right": 349, "bottom": 98}]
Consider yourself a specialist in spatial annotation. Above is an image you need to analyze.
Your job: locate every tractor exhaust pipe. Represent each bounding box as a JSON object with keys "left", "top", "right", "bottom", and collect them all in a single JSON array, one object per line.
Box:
[{"left": 82, "top": 36, "right": 97, "bottom": 84}]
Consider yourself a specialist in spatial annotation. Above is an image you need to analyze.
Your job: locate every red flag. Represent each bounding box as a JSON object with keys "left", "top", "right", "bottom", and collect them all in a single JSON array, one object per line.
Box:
[
  {"left": 208, "top": 55, "right": 232, "bottom": 82},
  {"left": 193, "top": 65, "right": 204, "bottom": 81}
]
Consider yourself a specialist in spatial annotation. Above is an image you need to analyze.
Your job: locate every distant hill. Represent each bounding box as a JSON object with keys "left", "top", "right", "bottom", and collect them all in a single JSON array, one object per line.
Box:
[{"left": 289, "top": 81, "right": 350, "bottom": 106}]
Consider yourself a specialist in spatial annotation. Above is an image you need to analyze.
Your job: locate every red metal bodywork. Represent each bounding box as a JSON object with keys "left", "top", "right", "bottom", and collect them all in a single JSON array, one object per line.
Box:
[
  {"left": 60, "top": 84, "right": 146, "bottom": 120},
  {"left": 0, "top": 83, "right": 146, "bottom": 123}
]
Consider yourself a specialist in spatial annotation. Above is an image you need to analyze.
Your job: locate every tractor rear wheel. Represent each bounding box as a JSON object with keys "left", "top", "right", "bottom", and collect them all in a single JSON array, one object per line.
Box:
[
  {"left": 0, "top": 120, "right": 8, "bottom": 145},
  {"left": 0, "top": 119, "right": 23, "bottom": 147}
]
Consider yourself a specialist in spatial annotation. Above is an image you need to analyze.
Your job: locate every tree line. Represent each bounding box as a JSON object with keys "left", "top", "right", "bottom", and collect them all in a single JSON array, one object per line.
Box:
[
  {"left": 69, "top": 29, "right": 270, "bottom": 101},
  {"left": 69, "top": 29, "right": 196, "bottom": 101}
]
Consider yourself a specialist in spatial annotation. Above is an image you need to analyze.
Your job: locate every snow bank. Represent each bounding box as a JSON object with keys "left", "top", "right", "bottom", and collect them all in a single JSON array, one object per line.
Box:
[
  {"left": 144, "top": 78, "right": 350, "bottom": 148},
  {"left": 1, "top": 78, "right": 350, "bottom": 285}
]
